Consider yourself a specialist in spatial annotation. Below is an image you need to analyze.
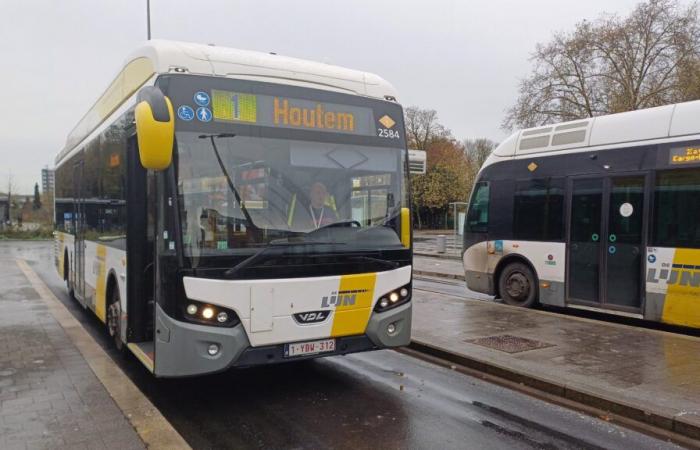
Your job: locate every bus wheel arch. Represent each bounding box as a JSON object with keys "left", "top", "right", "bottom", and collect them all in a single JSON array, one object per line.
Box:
[
  {"left": 105, "top": 272, "right": 125, "bottom": 352},
  {"left": 494, "top": 255, "right": 539, "bottom": 308}
]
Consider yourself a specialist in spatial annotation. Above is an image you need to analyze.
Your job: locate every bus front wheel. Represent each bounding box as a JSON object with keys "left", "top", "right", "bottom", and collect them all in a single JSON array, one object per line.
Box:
[{"left": 498, "top": 262, "right": 537, "bottom": 308}]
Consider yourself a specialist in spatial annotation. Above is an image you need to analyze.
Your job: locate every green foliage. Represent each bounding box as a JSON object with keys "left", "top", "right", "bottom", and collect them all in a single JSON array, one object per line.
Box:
[{"left": 0, "top": 226, "right": 53, "bottom": 240}]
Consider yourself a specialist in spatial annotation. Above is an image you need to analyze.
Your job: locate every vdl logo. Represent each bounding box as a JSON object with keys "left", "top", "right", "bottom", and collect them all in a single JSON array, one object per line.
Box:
[{"left": 293, "top": 311, "right": 329, "bottom": 325}]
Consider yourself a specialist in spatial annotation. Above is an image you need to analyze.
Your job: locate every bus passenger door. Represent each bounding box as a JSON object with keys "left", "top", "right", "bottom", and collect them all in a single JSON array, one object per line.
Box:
[
  {"left": 72, "top": 160, "right": 86, "bottom": 302},
  {"left": 568, "top": 175, "right": 647, "bottom": 311},
  {"left": 604, "top": 175, "right": 646, "bottom": 310}
]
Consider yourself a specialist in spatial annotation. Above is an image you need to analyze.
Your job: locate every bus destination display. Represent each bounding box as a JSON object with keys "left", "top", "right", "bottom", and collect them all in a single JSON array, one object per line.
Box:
[{"left": 210, "top": 90, "right": 376, "bottom": 136}]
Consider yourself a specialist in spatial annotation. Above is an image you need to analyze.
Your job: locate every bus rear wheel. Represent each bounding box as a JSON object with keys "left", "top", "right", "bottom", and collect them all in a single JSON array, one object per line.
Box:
[
  {"left": 107, "top": 288, "right": 125, "bottom": 353},
  {"left": 498, "top": 262, "right": 537, "bottom": 308}
]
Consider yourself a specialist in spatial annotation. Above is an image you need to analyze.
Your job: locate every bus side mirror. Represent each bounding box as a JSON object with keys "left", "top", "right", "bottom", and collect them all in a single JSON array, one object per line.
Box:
[{"left": 135, "top": 86, "right": 174, "bottom": 171}]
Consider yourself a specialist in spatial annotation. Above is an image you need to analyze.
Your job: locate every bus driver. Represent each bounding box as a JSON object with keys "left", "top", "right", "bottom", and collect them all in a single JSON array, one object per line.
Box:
[{"left": 288, "top": 181, "right": 338, "bottom": 230}]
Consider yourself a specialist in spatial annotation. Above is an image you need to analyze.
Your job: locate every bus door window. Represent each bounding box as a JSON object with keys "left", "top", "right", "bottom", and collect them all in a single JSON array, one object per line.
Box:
[
  {"left": 569, "top": 178, "right": 603, "bottom": 303},
  {"left": 351, "top": 174, "right": 392, "bottom": 227},
  {"left": 605, "top": 176, "right": 645, "bottom": 308}
]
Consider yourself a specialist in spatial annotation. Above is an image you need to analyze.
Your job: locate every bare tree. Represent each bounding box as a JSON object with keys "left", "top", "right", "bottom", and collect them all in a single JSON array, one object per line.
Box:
[
  {"left": 504, "top": 0, "right": 700, "bottom": 130},
  {"left": 463, "top": 138, "right": 497, "bottom": 189},
  {"left": 404, "top": 106, "right": 452, "bottom": 150}
]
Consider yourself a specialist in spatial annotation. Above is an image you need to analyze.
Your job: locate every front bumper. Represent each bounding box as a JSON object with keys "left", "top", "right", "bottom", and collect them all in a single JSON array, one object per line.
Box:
[{"left": 153, "top": 301, "right": 412, "bottom": 377}]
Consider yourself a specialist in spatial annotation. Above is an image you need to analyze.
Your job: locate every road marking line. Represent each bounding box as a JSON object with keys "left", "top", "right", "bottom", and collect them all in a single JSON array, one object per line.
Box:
[{"left": 16, "top": 259, "right": 191, "bottom": 450}]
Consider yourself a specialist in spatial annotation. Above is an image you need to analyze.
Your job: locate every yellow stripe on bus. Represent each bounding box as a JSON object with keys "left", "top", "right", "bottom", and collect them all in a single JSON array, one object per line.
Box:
[
  {"left": 330, "top": 273, "right": 377, "bottom": 337},
  {"left": 661, "top": 248, "right": 700, "bottom": 328},
  {"left": 57, "top": 233, "right": 65, "bottom": 278},
  {"left": 95, "top": 245, "right": 107, "bottom": 323}
]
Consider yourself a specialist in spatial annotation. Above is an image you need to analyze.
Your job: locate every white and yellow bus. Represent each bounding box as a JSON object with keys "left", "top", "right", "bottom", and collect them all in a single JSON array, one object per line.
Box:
[
  {"left": 55, "top": 40, "right": 413, "bottom": 377},
  {"left": 463, "top": 102, "right": 700, "bottom": 329}
]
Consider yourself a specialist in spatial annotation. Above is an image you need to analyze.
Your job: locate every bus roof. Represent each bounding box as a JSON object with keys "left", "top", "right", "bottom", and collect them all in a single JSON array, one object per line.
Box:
[
  {"left": 494, "top": 100, "right": 700, "bottom": 158},
  {"left": 56, "top": 40, "right": 399, "bottom": 165}
]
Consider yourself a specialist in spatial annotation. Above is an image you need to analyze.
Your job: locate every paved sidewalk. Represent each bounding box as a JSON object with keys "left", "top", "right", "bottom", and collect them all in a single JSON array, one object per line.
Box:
[
  {"left": 413, "top": 231, "right": 462, "bottom": 260},
  {"left": 0, "top": 256, "right": 144, "bottom": 449},
  {"left": 411, "top": 290, "right": 700, "bottom": 441},
  {"left": 413, "top": 255, "right": 465, "bottom": 280}
]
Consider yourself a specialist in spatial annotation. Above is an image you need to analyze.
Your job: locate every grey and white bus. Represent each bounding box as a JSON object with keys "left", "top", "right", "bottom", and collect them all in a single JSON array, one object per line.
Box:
[
  {"left": 463, "top": 101, "right": 700, "bottom": 329},
  {"left": 55, "top": 40, "right": 414, "bottom": 377}
]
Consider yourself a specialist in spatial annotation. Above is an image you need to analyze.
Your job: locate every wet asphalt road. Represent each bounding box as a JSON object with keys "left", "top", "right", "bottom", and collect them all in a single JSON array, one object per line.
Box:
[{"left": 3, "top": 241, "right": 681, "bottom": 450}]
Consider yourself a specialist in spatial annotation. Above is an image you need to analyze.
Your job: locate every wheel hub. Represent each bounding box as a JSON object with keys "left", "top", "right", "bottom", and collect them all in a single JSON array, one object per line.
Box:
[
  {"left": 107, "top": 302, "right": 120, "bottom": 338},
  {"left": 505, "top": 272, "right": 529, "bottom": 300}
]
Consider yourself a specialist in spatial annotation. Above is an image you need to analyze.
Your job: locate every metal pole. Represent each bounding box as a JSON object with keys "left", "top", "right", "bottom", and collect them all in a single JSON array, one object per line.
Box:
[{"left": 146, "top": 0, "right": 151, "bottom": 40}]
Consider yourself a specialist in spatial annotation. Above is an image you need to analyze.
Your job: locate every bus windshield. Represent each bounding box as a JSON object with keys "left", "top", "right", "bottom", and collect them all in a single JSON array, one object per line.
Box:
[{"left": 176, "top": 131, "right": 407, "bottom": 261}]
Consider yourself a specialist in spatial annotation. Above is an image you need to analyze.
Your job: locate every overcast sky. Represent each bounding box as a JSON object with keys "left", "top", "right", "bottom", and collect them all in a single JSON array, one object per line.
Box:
[{"left": 1, "top": 0, "right": 645, "bottom": 193}]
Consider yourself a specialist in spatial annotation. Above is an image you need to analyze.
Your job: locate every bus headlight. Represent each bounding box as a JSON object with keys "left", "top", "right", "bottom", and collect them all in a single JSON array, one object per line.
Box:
[
  {"left": 374, "top": 284, "right": 411, "bottom": 313},
  {"left": 179, "top": 299, "right": 239, "bottom": 328}
]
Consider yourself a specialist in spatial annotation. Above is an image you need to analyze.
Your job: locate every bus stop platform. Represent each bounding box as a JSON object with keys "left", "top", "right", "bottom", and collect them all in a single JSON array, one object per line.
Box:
[
  {"left": 413, "top": 255, "right": 465, "bottom": 280},
  {"left": 0, "top": 250, "right": 189, "bottom": 449},
  {"left": 410, "top": 290, "right": 700, "bottom": 443}
]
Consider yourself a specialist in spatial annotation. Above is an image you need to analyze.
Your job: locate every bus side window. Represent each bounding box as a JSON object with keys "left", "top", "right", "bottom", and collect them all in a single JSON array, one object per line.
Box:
[{"left": 467, "top": 182, "right": 489, "bottom": 233}]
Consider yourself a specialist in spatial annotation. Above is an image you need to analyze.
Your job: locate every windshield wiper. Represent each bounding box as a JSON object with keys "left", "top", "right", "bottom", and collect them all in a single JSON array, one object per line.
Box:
[
  {"left": 199, "top": 133, "right": 259, "bottom": 231},
  {"left": 307, "top": 219, "right": 362, "bottom": 233},
  {"left": 224, "top": 241, "right": 345, "bottom": 278}
]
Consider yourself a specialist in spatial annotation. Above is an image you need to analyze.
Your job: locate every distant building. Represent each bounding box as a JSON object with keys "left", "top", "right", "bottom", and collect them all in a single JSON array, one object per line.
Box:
[
  {"left": 0, "top": 195, "right": 8, "bottom": 224},
  {"left": 42, "top": 168, "right": 55, "bottom": 194}
]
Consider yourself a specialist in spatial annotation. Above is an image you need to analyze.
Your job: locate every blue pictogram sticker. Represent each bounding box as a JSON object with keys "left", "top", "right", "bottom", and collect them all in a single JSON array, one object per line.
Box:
[
  {"left": 196, "top": 107, "right": 212, "bottom": 122},
  {"left": 494, "top": 240, "right": 503, "bottom": 253},
  {"left": 177, "top": 105, "right": 195, "bottom": 121},
  {"left": 608, "top": 245, "right": 617, "bottom": 255},
  {"left": 648, "top": 254, "right": 656, "bottom": 263},
  {"left": 194, "top": 91, "right": 210, "bottom": 107}
]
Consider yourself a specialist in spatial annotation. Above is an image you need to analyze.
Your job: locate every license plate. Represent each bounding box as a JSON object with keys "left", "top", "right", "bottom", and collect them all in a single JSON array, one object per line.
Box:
[{"left": 284, "top": 339, "right": 336, "bottom": 358}]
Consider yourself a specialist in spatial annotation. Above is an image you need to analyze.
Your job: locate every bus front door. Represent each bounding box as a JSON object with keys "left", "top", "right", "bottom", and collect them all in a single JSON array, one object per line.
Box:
[
  {"left": 568, "top": 175, "right": 647, "bottom": 311},
  {"left": 72, "top": 160, "right": 86, "bottom": 303}
]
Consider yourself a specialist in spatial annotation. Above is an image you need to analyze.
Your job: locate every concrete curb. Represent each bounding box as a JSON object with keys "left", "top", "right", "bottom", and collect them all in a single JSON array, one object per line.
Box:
[
  {"left": 16, "top": 259, "right": 191, "bottom": 450},
  {"left": 413, "top": 269, "right": 465, "bottom": 281},
  {"left": 409, "top": 339, "right": 700, "bottom": 443}
]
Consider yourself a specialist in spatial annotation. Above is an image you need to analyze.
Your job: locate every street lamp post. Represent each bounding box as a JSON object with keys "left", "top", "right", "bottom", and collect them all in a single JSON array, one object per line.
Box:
[{"left": 146, "top": 0, "right": 151, "bottom": 40}]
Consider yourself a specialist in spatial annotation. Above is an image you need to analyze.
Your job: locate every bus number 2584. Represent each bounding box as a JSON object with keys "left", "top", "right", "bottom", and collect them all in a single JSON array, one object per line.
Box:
[{"left": 378, "top": 128, "right": 400, "bottom": 139}]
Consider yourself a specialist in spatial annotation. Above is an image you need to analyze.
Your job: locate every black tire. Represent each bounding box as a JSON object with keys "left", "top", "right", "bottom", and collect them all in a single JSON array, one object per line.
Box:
[
  {"left": 107, "top": 286, "right": 126, "bottom": 353},
  {"left": 498, "top": 262, "right": 538, "bottom": 308},
  {"left": 64, "top": 253, "right": 76, "bottom": 301}
]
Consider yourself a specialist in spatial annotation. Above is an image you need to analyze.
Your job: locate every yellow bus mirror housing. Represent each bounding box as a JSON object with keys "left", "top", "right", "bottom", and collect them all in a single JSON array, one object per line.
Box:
[
  {"left": 134, "top": 86, "right": 174, "bottom": 170},
  {"left": 401, "top": 207, "right": 411, "bottom": 248}
]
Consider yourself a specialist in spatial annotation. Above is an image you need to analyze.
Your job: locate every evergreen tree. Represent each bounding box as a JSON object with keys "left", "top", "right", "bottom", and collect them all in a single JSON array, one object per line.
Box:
[{"left": 33, "top": 183, "right": 41, "bottom": 210}]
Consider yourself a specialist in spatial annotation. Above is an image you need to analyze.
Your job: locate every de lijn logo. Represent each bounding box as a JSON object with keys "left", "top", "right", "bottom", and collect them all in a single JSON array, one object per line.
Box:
[
  {"left": 319, "top": 288, "right": 369, "bottom": 308},
  {"left": 647, "top": 265, "right": 700, "bottom": 286}
]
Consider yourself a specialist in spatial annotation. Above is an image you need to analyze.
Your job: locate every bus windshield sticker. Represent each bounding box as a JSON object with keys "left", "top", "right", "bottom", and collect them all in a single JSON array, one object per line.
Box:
[
  {"left": 494, "top": 240, "right": 504, "bottom": 253},
  {"left": 670, "top": 147, "right": 700, "bottom": 165},
  {"left": 619, "top": 202, "right": 633, "bottom": 217}
]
